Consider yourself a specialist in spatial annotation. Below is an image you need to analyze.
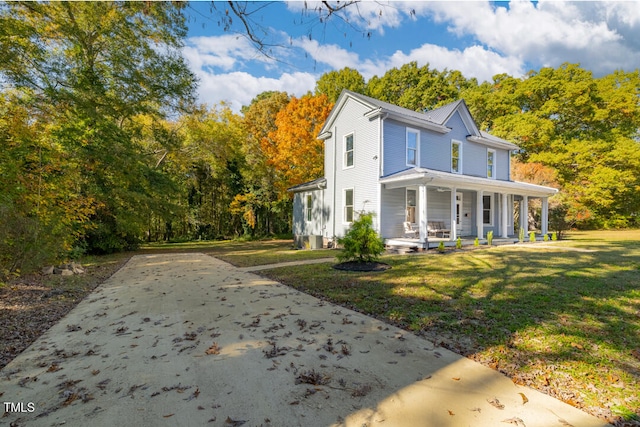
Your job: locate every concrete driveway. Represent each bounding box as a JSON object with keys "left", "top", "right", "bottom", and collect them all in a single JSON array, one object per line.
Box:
[{"left": 1, "top": 253, "right": 610, "bottom": 427}]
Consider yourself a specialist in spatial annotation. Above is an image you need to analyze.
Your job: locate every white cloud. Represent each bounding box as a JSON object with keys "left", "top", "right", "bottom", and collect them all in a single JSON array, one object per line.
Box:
[
  {"left": 183, "top": 1, "right": 640, "bottom": 112},
  {"left": 184, "top": 34, "right": 318, "bottom": 112},
  {"left": 194, "top": 70, "right": 317, "bottom": 112},
  {"left": 424, "top": 1, "right": 639, "bottom": 75},
  {"left": 185, "top": 35, "right": 277, "bottom": 72},
  {"left": 386, "top": 44, "right": 525, "bottom": 83},
  {"left": 292, "top": 38, "right": 361, "bottom": 70}
]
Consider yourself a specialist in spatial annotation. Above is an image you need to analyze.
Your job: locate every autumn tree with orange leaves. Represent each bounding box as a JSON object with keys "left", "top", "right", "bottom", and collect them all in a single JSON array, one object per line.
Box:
[
  {"left": 266, "top": 94, "right": 333, "bottom": 192},
  {"left": 231, "top": 93, "right": 333, "bottom": 235}
]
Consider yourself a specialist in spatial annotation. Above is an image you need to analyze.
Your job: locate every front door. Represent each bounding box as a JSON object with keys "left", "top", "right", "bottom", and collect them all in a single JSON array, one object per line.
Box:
[{"left": 456, "top": 192, "right": 471, "bottom": 235}]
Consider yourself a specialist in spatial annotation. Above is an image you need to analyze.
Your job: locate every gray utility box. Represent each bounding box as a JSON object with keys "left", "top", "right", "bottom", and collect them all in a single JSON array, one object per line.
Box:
[{"left": 308, "top": 235, "right": 323, "bottom": 249}]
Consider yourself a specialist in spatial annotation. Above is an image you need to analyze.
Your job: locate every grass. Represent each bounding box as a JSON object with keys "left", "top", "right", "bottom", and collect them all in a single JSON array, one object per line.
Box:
[
  {"left": 257, "top": 230, "right": 640, "bottom": 425},
  {"left": 140, "top": 238, "right": 338, "bottom": 267}
]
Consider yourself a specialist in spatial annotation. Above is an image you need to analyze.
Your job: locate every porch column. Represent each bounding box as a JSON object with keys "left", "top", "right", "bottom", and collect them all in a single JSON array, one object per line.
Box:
[
  {"left": 541, "top": 197, "right": 549, "bottom": 236},
  {"left": 476, "top": 190, "right": 484, "bottom": 239},
  {"left": 521, "top": 195, "right": 529, "bottom": 233},
  {"left": 419, "top": 184, "right": 428, "bottom": 243},
  {"left": 501, "top": 193, "right": 509, "bottom": 238},
  {"left": 450, "top": 188, "right": 457, "bottom": 241}
]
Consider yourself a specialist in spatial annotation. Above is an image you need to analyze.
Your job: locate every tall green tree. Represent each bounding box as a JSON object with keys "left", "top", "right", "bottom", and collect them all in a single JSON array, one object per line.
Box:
[
  {"left": 366, "top": 62, "right": 477, "bottom": 111},
  {"left": 315, "top": 67, "right": 365, "bottom": 102},
  {"left": 0, "top": 2, "right": 196, "bottom": 253},
  {"left": 237, "top": 92, "right": 291, "bottom": 235}
]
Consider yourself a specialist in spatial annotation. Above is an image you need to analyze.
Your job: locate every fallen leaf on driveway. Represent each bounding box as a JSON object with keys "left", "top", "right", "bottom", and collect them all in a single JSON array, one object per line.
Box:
[
  {"left": 163, "top": 414, "right": 175, "bottom": 418},
  {"left": 224, "top": 416, "right": 247, "bottom": 426},
  {"left": 205, "top": 342, "right": 220, "bottom": 355},
  {"left": 487, "top": 397, "right": 505, "bottom": 409},
  {"left": 518, "top": 392, "right": 529, "bottom": 404},
  {"left": 502, "top": 417, "right": 526, "bottom": 426}
]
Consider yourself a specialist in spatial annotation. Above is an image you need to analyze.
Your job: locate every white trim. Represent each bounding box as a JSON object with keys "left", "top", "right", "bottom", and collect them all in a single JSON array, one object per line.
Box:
[
  {"left": 451, "top": 139, "right": 462, "bottom": 174},
  {"left": 419, "top": 185, "right": 428, "bottom": 242},
  {"left": 500, "top": 193, "right": 509, "bottom": 238},
  {"left": 406, "top": 127, "right": 420, "bottom": 167},
  {"left": 380, "top": 167, "right": 558, "bottom": 198},
  {"left": 487, "top": 148, "right": 496, "bottom": 179},
  {"left": 343, "top": 132, "right": 355, "bottom": 169},
  {"left": 343, "top": 187, "right": 354, "bottom": 224}
]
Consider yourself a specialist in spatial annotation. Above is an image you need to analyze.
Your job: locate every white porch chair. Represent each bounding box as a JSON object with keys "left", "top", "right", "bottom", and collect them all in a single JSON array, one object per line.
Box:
[{"left": 403, "top": 222, "right": 419, "bottom": 238}]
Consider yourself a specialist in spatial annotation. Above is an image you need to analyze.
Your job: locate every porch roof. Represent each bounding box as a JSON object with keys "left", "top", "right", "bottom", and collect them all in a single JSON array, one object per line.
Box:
[{"left": 380, "top": 167, "right": 558, "bottom": 198}]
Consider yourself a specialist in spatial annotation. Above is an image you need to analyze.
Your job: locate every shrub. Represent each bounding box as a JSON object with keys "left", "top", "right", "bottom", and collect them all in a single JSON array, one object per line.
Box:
[
  {"left": 487, "top": 230, "right": 494, "bottom": 246},
  {"left": 529, "top": 231, "right": 536, "bottom": 242},
  {"left": 0, "top": 203, "right": 62, "bottom": 281},
  {"left": 474, "top": 237, "right": 479, "bottom": 247},
  {"left": 551, "top": 232, "right": 558, "bottom": 241},
  {"left": 543, "top": 233, "right": 549, "bottom": 242},
  {"left": 519, "top": 227, "right": 525, "bottom": 243},
  {"left": 336, "top": 212, "right": 385, "bottom": 263},
  {"left": 437, "top": 241, "right": 446, "bottom": 253},
  {"left": 456, "top": 237, "right": 462, "bottom": 249}
]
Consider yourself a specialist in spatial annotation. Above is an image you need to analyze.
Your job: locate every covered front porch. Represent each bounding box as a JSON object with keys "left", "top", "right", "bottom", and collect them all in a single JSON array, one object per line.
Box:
[
  {"left": 379, "top": 167, "right": 558, "bottom": 249},
  {"left": 385, "top": 236, "right": 519, "bottom": 251}
]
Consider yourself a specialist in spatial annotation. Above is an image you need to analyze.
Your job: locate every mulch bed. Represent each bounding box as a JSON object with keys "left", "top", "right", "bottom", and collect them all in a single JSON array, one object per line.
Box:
[
  {"left": 332, "top": 261, "right": 391, "bottom": 272},
  {"left": 0, "top": 257, "right": 130, "bottom": 370}
]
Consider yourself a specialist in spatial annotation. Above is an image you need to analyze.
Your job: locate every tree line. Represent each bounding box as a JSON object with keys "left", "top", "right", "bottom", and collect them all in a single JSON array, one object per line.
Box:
[{"left": 1, "top": 3, "right": 639, "bottom": 279}]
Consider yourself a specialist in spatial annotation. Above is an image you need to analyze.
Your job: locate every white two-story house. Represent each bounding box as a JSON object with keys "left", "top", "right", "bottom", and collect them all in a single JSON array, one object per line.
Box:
[{"left": 289, "top": 90, "right": 557, "bottom": 249}]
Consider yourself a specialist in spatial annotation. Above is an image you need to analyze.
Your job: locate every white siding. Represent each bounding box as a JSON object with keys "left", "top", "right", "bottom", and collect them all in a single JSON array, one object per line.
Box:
[
  {"left": 380, "top": 187, "right": 405, "bottom": 238},
  {"left": 292, "top": 189, "right": 325, "bottom": 238},
  {"left": 327, "top": 98, "right": 381, "bottom": 238}
]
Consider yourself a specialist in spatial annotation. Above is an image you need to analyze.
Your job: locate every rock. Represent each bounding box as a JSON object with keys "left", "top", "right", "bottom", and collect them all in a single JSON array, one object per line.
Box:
[{"left": 47, "top": 262, "right": 85, "bottom": 275}]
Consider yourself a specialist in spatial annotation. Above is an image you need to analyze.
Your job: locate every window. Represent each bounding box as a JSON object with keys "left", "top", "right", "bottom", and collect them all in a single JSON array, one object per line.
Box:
[
  {"left": 306, "top": 194, "right": 312, "bottom": 222},
  {"left": 487, "top": 149, "right": 496, "bottom": 179},
  {"left": 451, "top": 140, "right": 461, "bottom": 173},
  {"left": 406, "top": 189, "right": 417, "bottom": 223},
  {"left": 344, "top": 189, "right": 354, "bottom": 223},
  {"left": 483, "top": 194, "right": 493, "bottom": 225},
  {"left": 344, "top": 133, "right": 354, "bottom": 168},
  {"left": 406, "top": 129, "right": 419, "bottom": 166}
]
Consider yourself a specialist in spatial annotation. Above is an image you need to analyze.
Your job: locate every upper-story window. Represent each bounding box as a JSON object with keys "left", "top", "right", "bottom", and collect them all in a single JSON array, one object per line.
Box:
[
  {"left": 487, "top": 149, "right": 496, "bottom": 179},
  {"left": 406, "top": 129, "right": 419, "bottom": 166},
  {"left": 344, "top": 133, "right": 354, "bottom": 168},
  {"left": 451, "top": 140, "right": 462, "bottom": 174}
]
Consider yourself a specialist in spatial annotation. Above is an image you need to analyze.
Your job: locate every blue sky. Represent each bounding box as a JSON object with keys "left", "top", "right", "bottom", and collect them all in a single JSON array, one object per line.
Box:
[{"left": 182, "top": 1, "right": 640, "bottom": 112}]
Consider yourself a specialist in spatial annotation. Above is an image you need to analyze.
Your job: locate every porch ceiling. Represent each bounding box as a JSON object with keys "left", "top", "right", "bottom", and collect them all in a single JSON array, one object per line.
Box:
[{"left": 380, "top": 167, "right": 558, "bottom": 198}]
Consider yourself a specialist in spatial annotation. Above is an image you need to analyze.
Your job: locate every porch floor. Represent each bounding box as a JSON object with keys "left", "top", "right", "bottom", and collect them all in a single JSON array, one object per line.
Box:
[{"left": 385, "top": 236, "right": 519, "bottom": 250}]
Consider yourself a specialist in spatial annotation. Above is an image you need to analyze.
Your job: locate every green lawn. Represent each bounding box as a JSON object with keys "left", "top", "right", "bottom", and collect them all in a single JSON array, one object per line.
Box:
[
  {"left": 256, "top": 231, "right": 640, "bottom": 425},
  {"left": 141, "top": 239, "right": 338, "bottom": 267}
]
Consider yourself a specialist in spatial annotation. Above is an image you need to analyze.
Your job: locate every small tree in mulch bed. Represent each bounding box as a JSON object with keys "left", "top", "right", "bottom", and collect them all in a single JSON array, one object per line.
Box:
[{"left": 334, "top": 212, "right": 389, "bottom": 272}]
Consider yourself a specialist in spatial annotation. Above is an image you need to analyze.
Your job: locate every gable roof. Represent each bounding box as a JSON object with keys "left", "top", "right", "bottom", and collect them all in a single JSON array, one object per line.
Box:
[
  {"left": 318, "top": 90, "right": 519, "bottom": 150},
  {"left": 318, "top": 89, "right": 450, "bottom": 138}
]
